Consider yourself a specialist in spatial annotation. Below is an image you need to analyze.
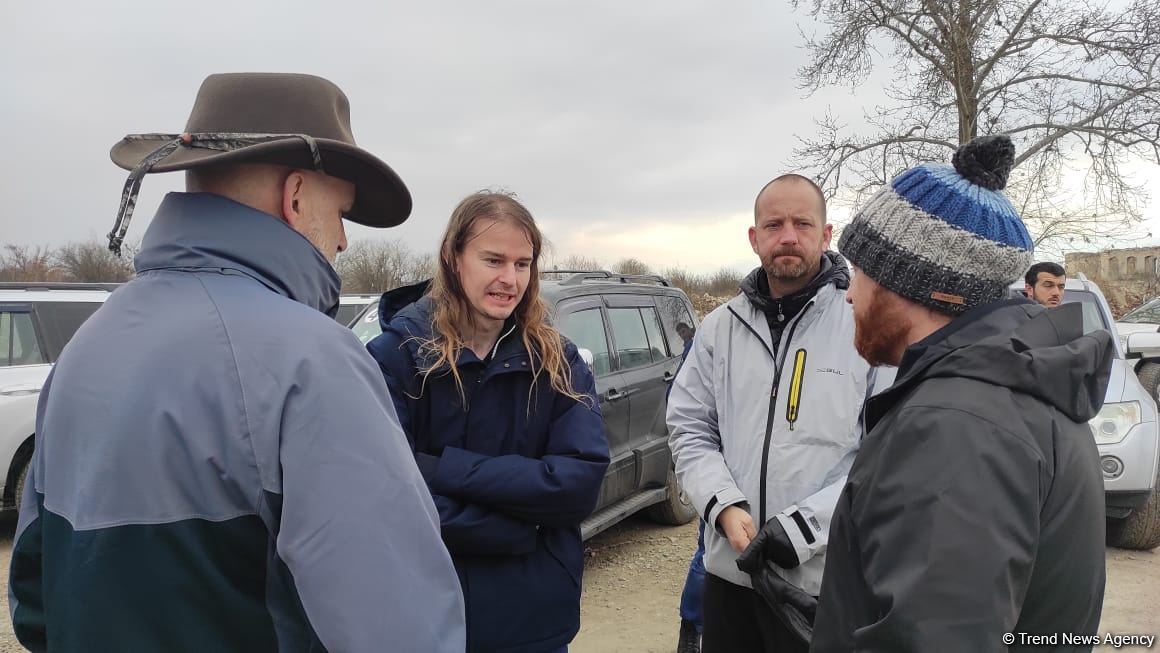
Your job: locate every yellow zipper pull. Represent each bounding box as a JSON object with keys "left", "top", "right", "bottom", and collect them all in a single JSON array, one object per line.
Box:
[{"left": 786, "top": 348, "right": 807, "bottom": 431}]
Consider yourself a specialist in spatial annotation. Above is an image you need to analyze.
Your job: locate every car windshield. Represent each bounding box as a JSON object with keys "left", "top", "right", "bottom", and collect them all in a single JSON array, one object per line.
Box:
[
  {"left": 351, "top": 302, "right": 383, "bottom": 344},
  {"left": 1119, "top": 297, "right": 1160, "bottom": 324},
  {"left": 336, "top": 302, "right": 373, "bottom": 327},
  {"left": 1061, "top": 290, "right": 1110, "bottom": 335}
]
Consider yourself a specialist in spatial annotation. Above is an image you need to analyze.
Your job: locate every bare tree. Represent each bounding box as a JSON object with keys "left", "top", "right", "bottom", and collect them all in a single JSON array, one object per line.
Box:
[
  {"left": 612, "top": 258, "right": 653, "bottom": 276},
  {"left": 336, "top": 239, "right": 434, "bottom": 294},
  {"left": 55, "top": 240, "right": 135, "bottom": 282},
  {"left": 792, "top": 0, "right": 1160, "bottom": 254},
  {"left": 660, "top": 266, "right": 743, "bottom": 297},
  {"left": 0, "top": 245, "right": 59, "bottom": 282},
  {"left": 706, "top": 267, "right": 744, "bottom": 296},
  {"left": 546, "top": 255, "right": 605, "bottom": 272},
  {"left": 409, "top": 253, "right": 438, "bottom": 282},
  {"left": 661, "top": 266, "right": 705, "bottom": 296},
  {"left": 541, "top": 255, "right": 605, "bottom": 281}
]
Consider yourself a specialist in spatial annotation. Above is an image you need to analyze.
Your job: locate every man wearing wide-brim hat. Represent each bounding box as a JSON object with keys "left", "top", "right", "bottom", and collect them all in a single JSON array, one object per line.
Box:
[{"left": 8, "top": 73, "right": 466, "bottom": 653}]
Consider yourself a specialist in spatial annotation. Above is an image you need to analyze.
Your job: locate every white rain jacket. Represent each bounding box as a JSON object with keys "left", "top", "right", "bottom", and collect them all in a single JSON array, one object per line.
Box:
[{"left": 668, "top": 266, "right": 889, "bottom": 594}]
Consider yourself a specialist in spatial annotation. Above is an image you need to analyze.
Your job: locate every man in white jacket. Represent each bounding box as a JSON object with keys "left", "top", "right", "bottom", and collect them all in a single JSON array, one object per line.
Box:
[{"left": 668, "top": 174, "right": 883, "bottom": 653}]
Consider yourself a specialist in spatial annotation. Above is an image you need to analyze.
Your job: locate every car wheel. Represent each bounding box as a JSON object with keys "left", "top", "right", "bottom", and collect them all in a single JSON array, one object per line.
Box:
[
  {"left": 1108, "top": 457, "right": 1160, "bottom": 550},
  {"left": 1138, "top": 362, "right": 1160, "bottom": 404},
  {"left": 646, "top": 465, "right": 698, "bottom": 526},
  {"left": 13, "top": 460, "right": 29, "bottom": 511}
]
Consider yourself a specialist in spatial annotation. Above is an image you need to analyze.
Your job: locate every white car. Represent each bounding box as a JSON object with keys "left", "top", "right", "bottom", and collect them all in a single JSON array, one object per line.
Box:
[
  {"left": 336, "top": 294, "right": 380, "bottom": 327},
  {"left": 0, "top": 283, "right": 113, "bottom": 510},
  {"left": 1115, "top": 296, "right": 1160, "bottom": 399}
]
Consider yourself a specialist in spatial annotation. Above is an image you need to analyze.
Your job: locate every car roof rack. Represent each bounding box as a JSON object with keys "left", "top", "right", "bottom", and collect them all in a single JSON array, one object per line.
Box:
[
  {"left": 0, "top": 282, "right": 121, "bottom": 292},
  {"left": 545, "top": 270, "right": 670, "bottom": 287}
]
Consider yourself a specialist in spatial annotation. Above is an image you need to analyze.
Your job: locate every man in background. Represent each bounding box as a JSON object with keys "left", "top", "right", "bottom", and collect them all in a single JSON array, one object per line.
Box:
[{"left": 1025, "top": 261, "right": 1066, "bottom": 307}]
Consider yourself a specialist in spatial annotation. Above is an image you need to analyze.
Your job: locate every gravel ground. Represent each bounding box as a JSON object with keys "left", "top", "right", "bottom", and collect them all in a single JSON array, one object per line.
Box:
[
  {"left": 573, "top": 515, "right": 1160, "bottom": 653},
  {"left": 0, "top": 513, "right": 1154, "bottom": 652}
]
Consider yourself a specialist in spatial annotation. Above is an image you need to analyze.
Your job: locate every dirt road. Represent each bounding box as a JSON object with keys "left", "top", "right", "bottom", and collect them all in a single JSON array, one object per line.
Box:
[
  {"left": 0, "top": 513, "right": 1154, "bottom": 652},
  {"left": 574, "top": 516, "right": 1160, "bottom": 653}
]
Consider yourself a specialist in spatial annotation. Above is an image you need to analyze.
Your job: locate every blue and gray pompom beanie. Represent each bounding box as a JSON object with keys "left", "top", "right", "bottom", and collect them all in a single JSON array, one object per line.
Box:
[{"left": 837, "top": 134, "right": 1034, "bottom": 315}]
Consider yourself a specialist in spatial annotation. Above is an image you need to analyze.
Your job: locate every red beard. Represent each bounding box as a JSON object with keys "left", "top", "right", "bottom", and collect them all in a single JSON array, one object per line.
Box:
[{"left": 854, "top": 285, "right": 912, "bottom": 367}]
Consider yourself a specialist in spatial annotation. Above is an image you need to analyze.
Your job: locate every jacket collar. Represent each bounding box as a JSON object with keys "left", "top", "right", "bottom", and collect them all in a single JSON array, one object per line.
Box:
[
  {"left": 388, "top": 295, "right": 529, "bottom": 370},
  {"left": 896, "top": 297, "right": 1035, "bottom": 378},
  {"left": 727, "top": 282, "right": 840, "bottom": 358},
  {"left": 739, "top": 251, "right": 850, "bottom": 318},
  {"left": 134, "top": 192, "right": 341, "bottom": 316},
  {"left": 867, "top": 299, "right": 1113, "bottom": 430}
]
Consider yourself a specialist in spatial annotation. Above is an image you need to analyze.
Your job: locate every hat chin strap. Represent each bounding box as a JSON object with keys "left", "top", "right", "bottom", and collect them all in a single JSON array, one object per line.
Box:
[{"left": 107, "top": 132, "right": 323, "bottom": 256}]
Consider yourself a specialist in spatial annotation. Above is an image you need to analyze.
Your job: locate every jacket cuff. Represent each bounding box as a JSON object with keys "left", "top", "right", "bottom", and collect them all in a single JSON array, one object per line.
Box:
[
  {"left": 774, "top": 506, "right": 816, "bottom": 565},
  {"left": 430, "top": 446, "right": 479, "bottom": 497},
  {"left": 707, "top": 486, "right": 748, "bottom": 535}
]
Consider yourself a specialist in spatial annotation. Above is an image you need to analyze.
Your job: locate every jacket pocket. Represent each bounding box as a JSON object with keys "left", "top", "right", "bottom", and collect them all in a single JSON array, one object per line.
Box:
[{"left": 541, "top": 526, "right": 583, "bottom": 588}]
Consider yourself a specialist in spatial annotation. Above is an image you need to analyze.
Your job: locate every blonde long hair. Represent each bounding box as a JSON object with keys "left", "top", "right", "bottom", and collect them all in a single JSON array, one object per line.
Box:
[{"left": 418, "top": 191, "right": 586, "bottom": 407}]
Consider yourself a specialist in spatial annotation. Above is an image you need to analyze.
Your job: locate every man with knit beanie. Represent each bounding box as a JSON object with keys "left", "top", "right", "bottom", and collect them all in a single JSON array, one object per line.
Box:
[{"left": 811, "top": 135, "right": 1112, "bottom": 652}]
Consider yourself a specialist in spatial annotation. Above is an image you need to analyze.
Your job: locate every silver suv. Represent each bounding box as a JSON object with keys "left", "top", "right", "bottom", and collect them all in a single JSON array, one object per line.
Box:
[
  {"left": 0, "top": 283, "right": 114, "bottom": 510},
  {"left": 1043, "top": 276, "right": 1160, "bottom": 549}
]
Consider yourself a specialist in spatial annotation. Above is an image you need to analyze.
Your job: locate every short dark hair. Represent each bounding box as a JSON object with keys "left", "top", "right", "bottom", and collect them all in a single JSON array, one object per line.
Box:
[
  {"left": 676, "top": 322, "right": 691, "bottom": 331},
  {"left": 754, "top": 173, "right": 828, "bottom": 223},
  {"left": 1025, "top": 261, "right": 1066, "bottom": 286}
]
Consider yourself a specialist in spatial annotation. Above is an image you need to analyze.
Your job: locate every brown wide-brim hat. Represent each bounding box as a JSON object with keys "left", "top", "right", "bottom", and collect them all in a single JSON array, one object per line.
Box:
[{"left": 109, "top": 72, "right": 411, "bottom": 229}]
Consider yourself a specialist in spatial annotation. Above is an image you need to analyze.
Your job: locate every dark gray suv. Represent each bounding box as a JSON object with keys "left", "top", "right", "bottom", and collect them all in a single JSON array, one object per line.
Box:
[{"left": 350, "top": 271, "right": 701, "bottom": 538}]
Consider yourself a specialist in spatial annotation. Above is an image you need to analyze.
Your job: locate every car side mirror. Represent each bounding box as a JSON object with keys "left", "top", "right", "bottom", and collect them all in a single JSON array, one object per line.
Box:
[
  {"left": 1125, "top": 332, "right": 1160, "bottom": 360},
  {"left": 577, "top": 347, "right": 594, "bottom": 367}
]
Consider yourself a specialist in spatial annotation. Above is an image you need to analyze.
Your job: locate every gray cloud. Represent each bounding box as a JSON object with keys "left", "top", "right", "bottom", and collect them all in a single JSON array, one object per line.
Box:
[{"left": 2, "top": 0, "right": 884, "bottom": 272}]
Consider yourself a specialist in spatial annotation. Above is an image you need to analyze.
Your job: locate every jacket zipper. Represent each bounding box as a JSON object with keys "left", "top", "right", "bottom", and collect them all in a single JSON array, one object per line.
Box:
[
  {"left": 490, "top": 323, "right": 518, "bottom": 360},
  {"left": 758, "top": 300, "right": 814, "bottom": 526}
]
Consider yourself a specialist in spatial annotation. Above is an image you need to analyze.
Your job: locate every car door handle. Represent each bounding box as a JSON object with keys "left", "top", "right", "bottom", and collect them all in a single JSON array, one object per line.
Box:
[
  {"left": 606, "top": 388, "right": 633, "bottom": 401},
  {"left": 0, "top": 384, "right": 41, "bottom": 397},
  {"left": 663, "top": 371, "right": 675, "bottom": 383}
]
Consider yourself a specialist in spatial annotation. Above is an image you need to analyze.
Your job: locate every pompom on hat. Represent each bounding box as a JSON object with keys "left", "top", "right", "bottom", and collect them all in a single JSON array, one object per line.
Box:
[{"left": 837, "top": 134, "right": 1034, "bottom": 315}]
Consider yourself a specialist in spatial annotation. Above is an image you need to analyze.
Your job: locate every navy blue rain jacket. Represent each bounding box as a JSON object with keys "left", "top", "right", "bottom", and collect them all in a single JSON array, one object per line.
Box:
[{"left": 366, "top": 283, "right": 610, "bottom": 653}]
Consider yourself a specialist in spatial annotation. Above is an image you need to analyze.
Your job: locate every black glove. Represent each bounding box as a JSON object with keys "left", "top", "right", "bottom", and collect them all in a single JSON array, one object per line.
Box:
[
  {"left": 736, "top": 517, "right": 800, "bottom": 572},
  {"left": 751, "top": 560, "right": 817, "bottom": 644}
]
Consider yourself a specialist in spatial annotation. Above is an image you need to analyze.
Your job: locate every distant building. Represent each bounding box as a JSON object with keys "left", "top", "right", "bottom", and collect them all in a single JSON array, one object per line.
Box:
[{"left": 1065, "top": 247, "right": 1160, "bottom": 281}]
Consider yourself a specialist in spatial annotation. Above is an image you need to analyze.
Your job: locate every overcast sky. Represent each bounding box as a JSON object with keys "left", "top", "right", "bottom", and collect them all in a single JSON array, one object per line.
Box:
[{"left": 3, "top": 0, "right": 1158, "bottom": 274}]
